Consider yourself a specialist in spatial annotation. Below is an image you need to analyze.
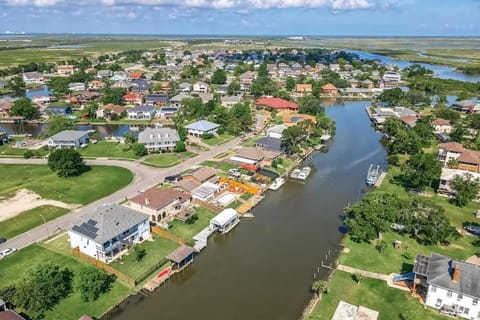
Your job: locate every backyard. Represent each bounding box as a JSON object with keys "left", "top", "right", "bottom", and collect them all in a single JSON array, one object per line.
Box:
[
  {"left": 143, "top": 151, "right": 197, "bottom": 168},
  {"left": 79, "top": 141, "right": 139, "bottom": 159},
  {"left": 168, "top": 206, "right": 217, "bottom": 244},
  {"left": 0, "top": 164, "right": 133, "bottom": 204},
  {"left": 0, "top": 205, "right": 69, "bottom": 239},
  {"left": 0, "top": 244, "right": 132, "bottom": 320},
  {"left": 306, "top": 270, "right": 445, "bottom": 320}
]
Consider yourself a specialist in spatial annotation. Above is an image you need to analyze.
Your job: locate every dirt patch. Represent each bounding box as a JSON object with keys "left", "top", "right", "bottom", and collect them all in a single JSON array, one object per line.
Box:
[
  {"left": 0, "top": 189, "right": 79, "bottom": 222},
  {"left": 466, "top": 255, "right": 480, "bottom": 266}
]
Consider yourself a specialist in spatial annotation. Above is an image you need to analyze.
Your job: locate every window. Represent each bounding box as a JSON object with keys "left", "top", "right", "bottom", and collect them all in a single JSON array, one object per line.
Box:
[
  {"left": 436, "top": 299, "right": 442, "bottom": 307},
  {"left": 447, "top": 290, "right": 453, "bottom": 297},
  {"left": 459, "top": 306, "right": 464, "bottom": 313},
  {"left": 430, "top": 286, "right": 436, "bottom": 293},
  {"left": 464, "top": 308, "right": 470, "bottom": 315},
  {"left": 458, "top": 294, "right": 463, "bottom": 301},
  {"left": 473, "top": 299, "right": 478, "bottom": 306}
]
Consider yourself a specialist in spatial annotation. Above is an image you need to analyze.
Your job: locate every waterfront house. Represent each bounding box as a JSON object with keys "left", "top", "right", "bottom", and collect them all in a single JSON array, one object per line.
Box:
[
  {"left": 433, "top": 118, "right": 453, "bottom": 134},
  {"left": 361, "top": 79, "right": 374, "bottom": 89},
  {"left": 185, "top": 120, "right": 219, "bottom": 137},
  {"left": 144, "top": 93, "right": 168, "bottom": 106},
  {"left": 123, "top": 92, "right": 144, "bottom": 105},
  {"left": 209, "top": 208, "right": 239, "bottom": 234},
  {"left": 68, "top": 203, "right": 151, "bottom": 263},
  {"left": 193, "top": 81, "right": 209, "bottom": 94},
  {"left": 22, "top": 72, "right": 45, "bottom": 85},
  {"left": 191, "top": 181, "right": 220, "bottom": 202},
  {"left": 382, "top": 71, "right": 401, "bottom": 88},
  {"left": 231, "top": 147, "right": 280, "bottom": 166},
  {"left": 321, "top": 83, "right": 338, "bottom": 95},
  {"left": 57, "top": 65, "right": 75, "bottom": 75},
  {"left": 413, "top": 253, "right": 480, "bottom": 318},
  {"left": 400, "top": 115, "right": 418, "bottom": 129},
  {"left": 183, "top": 166, "right": 217, "bottom": 185},
  {"left": 47, "top": 130, "right": 89, "bottom": 149},
  {"left": 138, "top": 127, "right": 180, "bottom": 152},
  {"left": 46, "top": 105, "right": 72, "bottom": 116},
  {"left": 68, "top": 82, "right": 86, "bottom": 92},
  {"left": 158, "top": 107, "right": 179, "bottom": 119},
  {"left": 167, "top": 245, "right": 195, "bottom": 271},
  {"left": 296, "top": 83, "right": 312, "bottom": 94},
  {"left": 438, "top": 142, "right": 480, "bottom": 173},
  {"left": 256, "top": 97, "right": 299, "bottom": 111},
  {"left": 255, "top": 136, "right": 282, "bottom": 152},
  {"left": 221, "top": 95, "right": 242, "bottom": 108},
  {"left": 129, "top": 187, "right": 192, "bottom": 224},
  {"left": 438, "top": 168, "right": 480, "bottom": 199},
  {"left": 96, "top": 104, "right": 126, "bottom": 120},
  {"left": 127, "top": 105, "right": 156, "bottom": 120},
  {"left": 267, "top": 124, "right": 288, "bottom": 139},
  {"left": 452, "top": 100, "right": 480, "bottom": 114},
  {"left": 31, "top": 94, "right": 50, "bottom": 106}
]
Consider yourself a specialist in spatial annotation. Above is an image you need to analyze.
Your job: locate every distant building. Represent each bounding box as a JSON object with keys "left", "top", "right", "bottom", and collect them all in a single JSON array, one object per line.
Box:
[
  {"left": 144, "top": 93, "right": 168, "bottom": 106},
  {"left": 438, "top": 168, "right": 480, "bottom": 199},
  {"left": 185, "top": 120, "right": 219, "bottom": 137},
  {"left": 57, "top": 65, "right": 75, "bottom": 76},
  {"left": 47, "top": 130, "right": 89, "bottom": 149},
  {"left": 433, "top": 118, "right": 453, "bottom": 134},
  {"left": 438, "top": 142, "right": 480, "bottom": 173},
  {"left": 321, "top": 83, "right": 338, "bottom": 95},
  {"left": 255, "top": 97, "right": 299, "bottom": 110},
  {"left": 127, "top": 105, "right": 156, "bottom": 120},
  {"left": 22, "top": 72, "right": 45, "bottom": 85},
  {"left": 138, "top": 127, "right": 180, "bottom": 152}
]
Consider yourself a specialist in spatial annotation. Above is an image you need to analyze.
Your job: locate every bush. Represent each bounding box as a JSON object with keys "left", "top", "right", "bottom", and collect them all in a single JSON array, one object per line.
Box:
[
  {"left": 131, "top": 143, "right": 146, "bottom": 157},
  {"left": 77, "top": 268, "right": 115, "bottom": 302},
  {"left": 23, "top": 150, "right": 34, "bottom": 159},
  {"left": 47, "top": 149, "right": 87, "bottom": 177},
  {"left": 202, "top": 132, "right": 215, "bottom": 140}
]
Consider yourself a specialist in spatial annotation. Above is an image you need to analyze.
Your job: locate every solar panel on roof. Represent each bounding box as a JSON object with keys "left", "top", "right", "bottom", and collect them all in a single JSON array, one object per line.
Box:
[{"left": 87, "top": 219, "right": 97, "bottom": 226}]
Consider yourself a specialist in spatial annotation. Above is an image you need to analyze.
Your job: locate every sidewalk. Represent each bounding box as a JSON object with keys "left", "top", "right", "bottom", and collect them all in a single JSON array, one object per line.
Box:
[{"left": 337, "top": 264, "right": 410, "bottom": 292}]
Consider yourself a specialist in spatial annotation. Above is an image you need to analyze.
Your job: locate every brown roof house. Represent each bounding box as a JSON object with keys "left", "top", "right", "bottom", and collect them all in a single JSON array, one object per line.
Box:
[
  {"left": 183, "top": 167, "right": 217, "bottom": 185},
  {"left": 433, "top": 118, "right": 453, "bottom": 134},
  {"left": 438, "top": 142, "right": 480, "bottom": 173},
  {"left": 231, "top": 147, "right": 280, "bottom": 167},
  {"left": 321, "top": 83, "right": 338, "bottom": 95},
  {"left": 129, "top": 188, "right": 192, "bottom": 224},
  {"left": 296, "top": 83, "right": 312, "bottom": 94}
]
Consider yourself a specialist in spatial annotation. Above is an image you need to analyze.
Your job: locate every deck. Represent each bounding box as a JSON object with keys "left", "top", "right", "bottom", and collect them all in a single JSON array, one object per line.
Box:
[{"left": 374, "top": 172, "right": 387, "bottom": 188}]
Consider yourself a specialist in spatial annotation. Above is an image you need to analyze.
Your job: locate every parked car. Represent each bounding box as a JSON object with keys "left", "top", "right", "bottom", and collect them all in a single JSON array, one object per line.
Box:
[
  {"left": 164, "top": 175, "right": 182, "bottom": 183},
  {"left": 0, "top": 237, "right": 6, "bottom": 244},
  {"left": 0, "top": 248, "right": 16, "bottom": 257},
  {"left": 464, "top": 225, "right": 480, "bottom": 235}
]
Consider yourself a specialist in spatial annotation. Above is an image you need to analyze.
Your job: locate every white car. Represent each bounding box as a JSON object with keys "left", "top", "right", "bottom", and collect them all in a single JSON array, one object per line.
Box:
[{"left": 0, "top": 248, "right": 17, "bottom": 258}]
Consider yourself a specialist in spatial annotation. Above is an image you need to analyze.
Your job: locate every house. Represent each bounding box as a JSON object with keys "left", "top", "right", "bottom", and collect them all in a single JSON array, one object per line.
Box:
[
  {"left": 31, "top": 94, "right": 50, "bottom": 106},
  {"left": 138, "top": 127, "right": 180, "bottom": 152},
  {"left": 129, "top": 187, "right": 192, "bottom": 224},
  {"left": 255, "top": 136, "right": 282, "bottom": 152},
  {"left": 433, "top": 118, "right": 453, "bottom": 134},
  {"left": 96, "top": 104, "right": 126, "bottom": 120},
  {"left": 438, "top": 142, "right": 480, "bottom": 173},
  {"left": 296, "top": 84, "right": 312, "bottom": 94},
  {"left": 123, "top": 92, "right": 144, "bottom": 105},
  {"left": 183, "top": 166, "right": 217, "bottom": 184},
  {"left": 382, "top": 71, "right": 401, "bottom": 83},
  {"left": 209, "top": 208, "right": 240, "bottom": 234},
  {"left": 97, "top": 70, "right": 113, "bottom": 79},
  {"left": 399, "top": 115, "right": 418, "bottom": 129},
  {"left": 178, "top": 82, "right": 192, "bottom": 93},
  {"left": 452, "top": 100, "right": 480, "bottom": 114},
  {"left": 321, "top": 83, "right": 338, "bottom": 95},
  {"left": 267, "top": 124, "right": 288, "bottom": 139},
  {"left": 185, "top": 120, "right": 219, "bottom": 137},
  {"left": 22, "top": 72, "right": 45, "bottom": 85},
  {"left": 0, "top": 101, "right": 12, "bottom": 118},
  {"left": 131, "top": 79, "right": 150, "bottom": 93},
  {"left": 361, "top": 79, "right": 374, "bottom": 89},
  {"left": 47, "top": 130, "right": 89, "bottom": 149},
  {"left": 88, "top": 80, "right": 105, "bottom": 90},
  {"left": 129, "top": 71, "right": 143, "bottom": 80},
  {"left": 191, "top": 181, "right": 221, "bottom": 202},
  {"left": 197, "top": 93, "right": 214, "bottom": 104},
  {"left": 221, "top": 95, "right": 242, "bottom": 108},
  {"left": 255, "top": 97, "right": 299, "bottom": 110},
  {"left": 170, "top": 93, "right": 190, "bottom": 108},
  {"left": 68, "top": 203, "right": 151, "bottom": 263},
  {"left": 144, "top": 93, "right": 168, "bottom": 106},
  {"left": 230, "top": 147, "right": 280, "bottom": 166},
  {"left": 158, "top": 107, "right": 179, "bottom": 119},
  {"left": 111, "top": 80, "right": 131, "bottom": 89},
  {"left": 413, "top": 253, "right": 480, "bottom": 319},
  {"left": 193, "top": 81, "right": 209, "bottom": 94},
  {"left": 57, "top": 65, "right": 75, "bottom": 75},
  {"left": 68, "top": 82, "right": 86, "bottom": 92},
  {"left": 172, "top": 179, "right": 201, "bottom": 193},
  {"left": 46, "top": 105, "right": 72, "bottom": 116},
  {"left": 438, "top": 168, "right": 480, "bottom": 199}
]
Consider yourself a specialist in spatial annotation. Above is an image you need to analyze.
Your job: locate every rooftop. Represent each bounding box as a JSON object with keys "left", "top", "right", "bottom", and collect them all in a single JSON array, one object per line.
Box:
[
  {"left": 130, "top": 187, "right": 189, "bottom": 210},
  {"left": 167, "top": 245, "right": 195, "bottom": 264},
  {"left": 49, "top": 130, "right": 88, "bottom": 141},
  {"left": 138, "top": 127, "right": 179, "bottom": 144},
  {"left": 185, "top": 120, "right": 220, "bottom": 132},
  {"left": 256, "top": 97, "right": 299, "bottom": 110}
]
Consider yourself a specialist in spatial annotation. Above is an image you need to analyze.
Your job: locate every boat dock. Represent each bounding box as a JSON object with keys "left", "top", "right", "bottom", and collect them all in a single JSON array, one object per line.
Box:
[
  {"left": 142, "top": 266, "right": 173, "bottom": 293},
  {"left": 237, "top": 194, "right": 265, "bottom": 215},
  {"left": 374, "top": 172, "right": 387, "bottom": 188}
]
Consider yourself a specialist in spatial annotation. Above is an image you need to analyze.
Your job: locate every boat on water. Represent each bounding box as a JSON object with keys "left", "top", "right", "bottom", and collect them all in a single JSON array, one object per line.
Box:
[
  {"left": 269, "top": 177, "right": 285, "bottom": 190},
  {"left": 366, "top": 164, "right": 381, "bottom": 186},
  {"left": 290, "top": 167, "right": 311, "bottom": 181}
]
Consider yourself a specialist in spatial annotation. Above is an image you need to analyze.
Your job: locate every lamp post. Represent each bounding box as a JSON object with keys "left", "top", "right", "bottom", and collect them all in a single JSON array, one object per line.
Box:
[{"left": 38, "top": 214, "right": 49, "bottom": 238}]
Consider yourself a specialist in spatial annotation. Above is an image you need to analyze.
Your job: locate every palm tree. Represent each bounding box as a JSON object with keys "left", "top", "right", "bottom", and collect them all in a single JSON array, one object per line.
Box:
[{"left": 311, "top": 280, "right": 329, "bottom": 297}]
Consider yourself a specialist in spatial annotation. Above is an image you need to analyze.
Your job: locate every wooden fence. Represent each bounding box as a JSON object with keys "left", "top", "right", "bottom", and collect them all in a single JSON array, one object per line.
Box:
[
  {"left": 73, "top": 247, "right": 136, "bottom": 287},
  {"left": 151, "top": 226, "right": 185, "bottom": 245}
]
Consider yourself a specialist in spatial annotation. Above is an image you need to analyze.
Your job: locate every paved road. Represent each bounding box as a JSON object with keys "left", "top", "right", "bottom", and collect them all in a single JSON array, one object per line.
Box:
[{"left": 0, "top": 136, "right": 245, "bottom": 252}]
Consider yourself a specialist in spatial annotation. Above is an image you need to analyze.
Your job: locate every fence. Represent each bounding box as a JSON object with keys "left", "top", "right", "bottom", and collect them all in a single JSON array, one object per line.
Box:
[
  {"left": 192, "top": 198, "right": 223, "bottom": 213},
  {"left": 151, "top": 226, "right": 185, "bottom": 245},
  {"left": 73, "top": 247, "right": 136, "bottom": 287},
  {"left": 135, "top": 258, "right": 169, "bottom": 285}
]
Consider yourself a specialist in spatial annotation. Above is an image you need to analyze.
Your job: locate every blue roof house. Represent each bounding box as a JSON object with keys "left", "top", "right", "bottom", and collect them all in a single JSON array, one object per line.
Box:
[{"left": 185, "top": 120, "right": 220, "bottom": 137}]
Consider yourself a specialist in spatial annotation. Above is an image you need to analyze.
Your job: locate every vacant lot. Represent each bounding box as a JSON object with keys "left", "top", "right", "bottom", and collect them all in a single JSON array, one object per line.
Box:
[
  {"left": 143, "top": 152, "right": 196, "bottom": 168},
  {"left": 79, "top": 142, "right": 139, "bottom": 159},
  {"left": 0, "top": 164, "right": 133, "bottom": 204}
]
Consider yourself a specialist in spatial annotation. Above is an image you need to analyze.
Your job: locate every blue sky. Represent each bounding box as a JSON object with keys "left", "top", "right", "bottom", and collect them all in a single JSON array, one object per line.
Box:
[{"left": 0, "top": 0, "right": 479, "bottom": 35}]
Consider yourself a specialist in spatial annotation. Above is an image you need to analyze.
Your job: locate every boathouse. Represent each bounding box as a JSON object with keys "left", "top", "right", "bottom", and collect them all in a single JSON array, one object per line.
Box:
[
  {"left": 166, "top": 245, "right": 195, "bottom": 271},
  {"left": 209, "top": 208, "right": 239, "bottom": 234}
]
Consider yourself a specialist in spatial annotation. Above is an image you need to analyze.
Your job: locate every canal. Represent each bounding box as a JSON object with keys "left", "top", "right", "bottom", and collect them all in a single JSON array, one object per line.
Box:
[{"left": 108, "top": 100, "right": 387, "bottom": 320}]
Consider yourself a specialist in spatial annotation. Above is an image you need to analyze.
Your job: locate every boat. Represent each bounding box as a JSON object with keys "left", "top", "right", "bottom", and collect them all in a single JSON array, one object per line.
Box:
[
  {"left": 290, "top": 167, "right": 311, "bottom": 181},
  {"left": 269, "top": 177, "right": 285, "bottom": 190},
  {"left": 290, "top": 168, "right": 301, "bottom": 179},
  {"left": 366, "top": 164, "right": 381, "bottom": 186}
]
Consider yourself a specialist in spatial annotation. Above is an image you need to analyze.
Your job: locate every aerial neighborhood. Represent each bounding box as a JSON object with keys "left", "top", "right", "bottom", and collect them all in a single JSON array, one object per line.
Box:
[{"left": 0, "top": 38, "right": 480, "bottom": 320}]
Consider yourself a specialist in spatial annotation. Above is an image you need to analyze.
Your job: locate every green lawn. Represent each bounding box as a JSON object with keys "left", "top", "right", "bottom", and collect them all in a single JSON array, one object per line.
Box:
[
  {"left": 143, "top": 152, "right": 197, "bottom": 168},
  {"left": 0, "top": 164, "right": 133, "bottom": 204},
  {"left": 226, "top": 200, "right": 242, "bottom": 209},
  {"left": 109, "top": 235, "right": 179, "bottom": 280},
  {"left": 0, "top": 244, "right": 132, "bottom": 320},
  {"left": 168, "top": 207, "right": 217, "bottom": 243},
  {"left": 201, "top": 134, "right": 234, "bottom": 146},
  {"left": 306, "top": 270, "right": 444, "bottom": 320},
  {"left": 0, "top": 143, "right": 49, "bottom": 157},
  {"left": 241, "top": 136, "right": 263, "bottom": 147},
  {"left": 79, "top": 141, "right": 139, "bottom": 159},
  {"left": 0, "top": 205, "right": 69, "bottom": 239}
]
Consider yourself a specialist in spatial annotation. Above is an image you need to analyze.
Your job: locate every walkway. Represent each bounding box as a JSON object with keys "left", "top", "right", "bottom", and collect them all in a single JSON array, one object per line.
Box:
[
  {"left": 337, "top": 264, "right": 410, "bottom": 292},
  {"left": 0, "top": 135, "right": 246, "bottom": 252}
]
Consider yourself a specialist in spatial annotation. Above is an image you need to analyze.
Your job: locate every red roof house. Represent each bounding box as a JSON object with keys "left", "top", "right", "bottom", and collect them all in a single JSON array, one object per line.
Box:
[
  {"left": 255, "top": 97, "right": 299, "bottom": 110},
  {"left": 129, "top": 72, "right": 143, "bottom": 80},
  {"left": 123, "top": 92, "right": 144, "bottom": 105}
]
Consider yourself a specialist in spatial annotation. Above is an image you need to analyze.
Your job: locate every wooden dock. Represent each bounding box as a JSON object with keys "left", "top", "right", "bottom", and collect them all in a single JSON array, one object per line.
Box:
[
  {"left": 374, "top": 172, "right": 387, "bottom": 188},
  {"left": 142, "top": 266, "right": 173, "bottom": 293},
  {"left": 237, "top": 194, "right": 265, "bottom": 214}
]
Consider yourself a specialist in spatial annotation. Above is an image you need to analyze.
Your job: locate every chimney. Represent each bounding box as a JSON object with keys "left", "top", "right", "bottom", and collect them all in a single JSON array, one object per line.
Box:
[
  {"left": 145, "top": 198, "right": 150, "bottom": 205},
  {"left": 453, "top": 267, "right": 460, "bottom": 283}
]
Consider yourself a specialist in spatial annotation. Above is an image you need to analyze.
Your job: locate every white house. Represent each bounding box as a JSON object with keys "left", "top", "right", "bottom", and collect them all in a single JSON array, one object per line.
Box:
[
  {"left": 193, "top": 81, "right": 209, "bottom": 94},
  {"left": 221, "top": 95, "right": 242, "bottom": 109},
  {"left": 438, "top": 168, "right": 480, "bottom": 199},
  {"left": 127, "top": 105, "right": 157, "bottom": 120},
  {"left": 267, "top": 124, "right": 288, "bottom": 139},
  {"left": 68, "top": 82, "right": 86, "bottom": 92},
  {"left": 31, "top": 95, "right": 50, "bottom": 106},
  {"left": 68, "top": 203, "right": 151, "bottom": 263},
  {"left": 209, "top": 208, "right": 240, "bottom": 234},
  {"left": 47, "top": 130, "right": 89, "bottom": 149},
  {"left": 414, "top": 253, "right": 480, "bottom": 319},
  {"left": 433, "top": 118, "right": 453, "bottom": 134},
  {"left": 138, "top": 127, "right": 180, "bottom": 152},
  {"left": 22, "top": 72, "right": 45, "bottom": 85},
  {"left": 185, "top": 120, "right": 219, "bottom": 137}
]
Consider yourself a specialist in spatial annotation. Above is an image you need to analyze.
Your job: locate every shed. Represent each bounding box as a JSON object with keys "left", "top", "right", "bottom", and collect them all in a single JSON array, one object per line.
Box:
[
  {"left": 209, "top": 208, "right": 240, "bottom": 234},
  {"left": 166, "top": 245, "right": 195, "bottom": 270}
]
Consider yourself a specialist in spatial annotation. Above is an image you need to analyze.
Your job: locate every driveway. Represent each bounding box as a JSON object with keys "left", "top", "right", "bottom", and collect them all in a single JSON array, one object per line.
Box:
[{"left": 0, "top": 136, "right": 245, "bottom": 252}]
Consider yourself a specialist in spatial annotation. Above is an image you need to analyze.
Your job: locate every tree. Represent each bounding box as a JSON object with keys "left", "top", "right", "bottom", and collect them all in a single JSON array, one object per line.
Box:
[
  {"left": 135, "top": 247, "right": 147, "bottom": 262},
  {"left": 11, "top": 98, "right": 36, "bottom": 119},
  {"left": 8, "top": 76, "right": 26, "bottom": 97},
  {"left": 13, "top": 263, "right": 72, "bottom": 312},
  {"left": 48, "top": 77, "right": 70, "bottom": 94},
  {"left": 77, "top": 268, "right": 115, "bottom": 302},
  {"left": 124, "top": 131, "right": 137, "bottom": 144},
  {"left": 413, "top": 116, "right": 434, "bottom": 146},
  {"left": 311, "top": 280, "right": 329, "bottom": 296},
  {"left": 352, "top": 273, "right": 364, "bottom": 286},
  {"left": 84, "top": 101, "right": 98, "bottom": 119},
  {"left": 45, "top": 116, "right": 76, "bottom": 136},
  {"left": 282, "top": 125, "right": 307, "bottom": 154},
  {"left": 211, "top": 69, "right": 227, "bottom": 84},
  {"left": 401, "top": 153, "right": 442, "bottom": 190},
  {"left": 102, "top": 87, "right": 126, "bottom": 105},
  {"left": 389, "top": 130, "right": 422, "bottom": 155},
  {"left": 450, "top": 123, "right": 467, "bottom": 143},
  {"left": 375, "top": 240, "right": 387, "bottom": 254},
  {"left": 227, "top": 81, "right": 240, "bottom": 95},
  {"left": 299, "top": 96, "right": 324, "bottom": 116},
  {"left": 132, "top": 143, "right": 146, "bottom": 157},
  {"left": 451, "top": 173, "right": 480, "bottom": 207},
  {"left": 177, "top": 126, "right": 187, "bottom": 141},
  {"left": 378, "top": 88, "right": 405, "bottom": 106},
  {"left": 174, "top": 140, "right": 186, "bottom": 152},
  {"left": 48, "top": 149, "right": 87, "bottom": 177},
  {"left": 433, "top": 107, "right": 460, "bottom": 123},
  {"left": 286, "top": 77, "right": 296, "bottom": 91}
]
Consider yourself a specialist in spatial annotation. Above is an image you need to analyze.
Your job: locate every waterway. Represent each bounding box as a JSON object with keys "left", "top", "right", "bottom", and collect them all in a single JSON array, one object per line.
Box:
[{"left": 108, "top": 100, "right": 387, "bottom": 320}]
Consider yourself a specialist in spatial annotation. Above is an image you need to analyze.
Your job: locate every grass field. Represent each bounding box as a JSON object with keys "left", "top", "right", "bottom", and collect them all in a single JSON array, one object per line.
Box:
[
  {"left": 143, "top": 152, "right": 196, "bottom": 168},
  {"left": 0, "top": 244, "right": 132, "bottom": 320},
  {"left": 0, "top": 205, "right": 69, "bottom": 239},
  {"left": 201, "top": 134, "right": 234, "bottom": 146},
  {"left": 109, "top": 235, "right": 178, "bottom": 280},
  {"left": 79, "top": 141, "right": 139, "bottom": 159},
  {"left": 168, "top": 207, "right": 217, "bottom": 243},
  {"left": 0, "top": 143, "right": 49, "bottom": 157},
  {"left": 306, "top": 270, "right": 444, "bottom": 320},
  {"left": 0, "top": 164, "right": 133, "bottom": 204}
]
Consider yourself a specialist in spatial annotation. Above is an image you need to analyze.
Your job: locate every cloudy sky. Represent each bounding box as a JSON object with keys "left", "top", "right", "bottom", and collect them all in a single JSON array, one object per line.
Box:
[{"left": 0, "top": 0, "right": 478, "bottom": 35}]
